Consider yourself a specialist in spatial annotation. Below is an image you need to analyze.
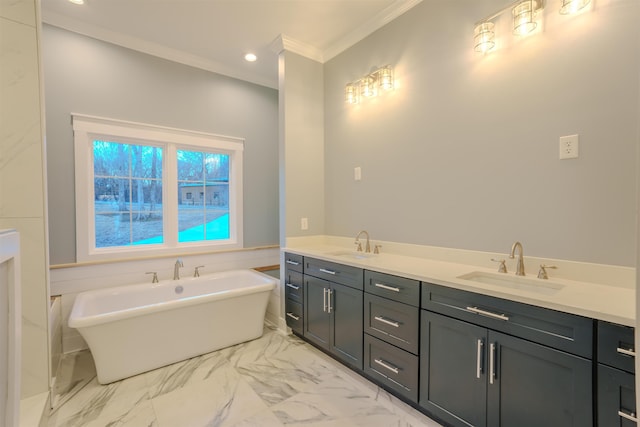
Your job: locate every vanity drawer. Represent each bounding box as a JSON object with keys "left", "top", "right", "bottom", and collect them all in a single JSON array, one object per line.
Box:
[
  {"left": 365, "top": 270, "right": 420, "bottom": 306},
  {"left": 285, "top": 299, "right": 303, "bottom": 335},
  {"left": 305, "top": 257, "right": 364, "bottom": 290},
  {"left": 598, "top": 321, "right": 635, "bottom": 373},
  {"left": 364, "top": 334, "right": 419, "bottom": 403},
  {"left": 284, "top": 270, "right": 304, "bottom": 304},
  {"left": 598, "top": 364, "right": 637, "bottom": 427},
  {"left": 284, "top": 252, "right": 304, "bottom": 273},
  {"left": 421, "top": 283, "right": 593, "bottom": 358},
  {"left": 364, "top": 293, "right": 419, "bottom": 354}
]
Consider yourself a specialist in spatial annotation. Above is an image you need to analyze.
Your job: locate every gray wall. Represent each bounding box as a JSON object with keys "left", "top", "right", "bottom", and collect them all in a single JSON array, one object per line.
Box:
[
  {"left": 324, "top": 0, "right": 639, "bottom": 266},
  {"left": 42, "top": 25, "right": 279, "bottom": 265}
]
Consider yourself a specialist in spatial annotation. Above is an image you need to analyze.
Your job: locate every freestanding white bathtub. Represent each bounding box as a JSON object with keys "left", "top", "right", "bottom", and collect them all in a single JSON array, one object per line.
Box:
[{"left": 69, "top": 269, "right": 276, "bottom": 384}]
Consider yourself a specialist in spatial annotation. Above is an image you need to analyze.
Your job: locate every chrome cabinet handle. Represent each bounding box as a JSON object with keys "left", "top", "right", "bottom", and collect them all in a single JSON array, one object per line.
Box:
[
  {"left": 476, "top": 339, "right": 484, "bottom": 379},
  {"left": 374, "top": 283, "right": 400, "bottom": 292},
  {"left": 374, "top": 358, "right": 400, "bottom": 374},
  {"left": 466, "top": 306, "right": 510, "bottom": 322},
  {"left": 286, "top": 312, "right": 300, "bottom": 321},
  {"left": 374, "top": 315, "right": 400, "bottom": 328},
  {"left": 489, "top": 343, "right": 496, "bottom": 385},
  {"left": 323, "top": 288, "right": 328, "bottom": 312},
  {"left": 617, "top": 347, "right": 636, "bottom": 358},
  {"left": 319, "top": 268, "right": 336, "bottom": 275},
  {"left": 285, "top": 283, "right": 300, "bottom": 290},
  {"left": 618, "top": 409, "right": 638, "bottom": 423},
  {"left": 327, "top": 289, "right": 333, "bottom": 313},
  {"left": 285, "top": 260, "right": 300, "bottom": 266}
]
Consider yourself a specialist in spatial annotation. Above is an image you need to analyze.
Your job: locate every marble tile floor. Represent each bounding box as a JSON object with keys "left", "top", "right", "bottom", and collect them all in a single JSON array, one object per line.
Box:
[{"left": 44, "top": 325, "right": 443, "bottom": 427}]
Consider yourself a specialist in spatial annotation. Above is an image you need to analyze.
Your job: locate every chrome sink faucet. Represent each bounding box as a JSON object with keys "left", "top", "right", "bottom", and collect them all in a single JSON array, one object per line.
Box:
[
  {"left": 355, "top": 230, "right": 371, "bottom": 253},
  {"left": 173, "top": 259, "right": 184, "bottom": 280},
  {"left": 509, "top": 241, "right": 525, "bottom": 276}
]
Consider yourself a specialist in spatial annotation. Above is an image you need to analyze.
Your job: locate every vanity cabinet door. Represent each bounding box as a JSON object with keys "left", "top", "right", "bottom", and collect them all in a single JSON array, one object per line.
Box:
[
  {"left": 304, "top": 276, "right": 331, "bottom": 350},
  {"left": 303, "top": 276, "right": 363, "bottom": 370},
  {"left": 598, "top": 364, "right": 637, "bottom": 427},
  {"left": 486, "top": 331, "right": 592, "bottom": 427},
  {"left": 420, "top": 311, "right": 488, "bottom": 427},
  {"left": 330, "top": 282, "right": 363, "bottom": 370}
]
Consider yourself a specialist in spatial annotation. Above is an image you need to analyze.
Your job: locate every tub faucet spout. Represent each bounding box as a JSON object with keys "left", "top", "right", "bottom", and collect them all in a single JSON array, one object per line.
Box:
[{"left": 174, "top": 259, "right": 184, "bottom": 280}]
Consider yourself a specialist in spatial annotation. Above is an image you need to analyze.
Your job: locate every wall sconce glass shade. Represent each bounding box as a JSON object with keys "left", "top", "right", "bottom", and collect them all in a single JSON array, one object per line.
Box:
[
  {"left": 474, "top": 22, "right": 496, "bottom": 53},
  {"left": 360, "top": 75, "right": 377, "bottom": 98},
  {"left": 345, "top": 83, "right": 359, "bottom": 104},
  {"left": 512, "top": 0, "right": 540, "bottom": 35},
  {"left": 378, "top": 66, "right": 394, "bottom": 91},
  {"left": 559, "top": 0, "right": 590, "bottom": 14}
]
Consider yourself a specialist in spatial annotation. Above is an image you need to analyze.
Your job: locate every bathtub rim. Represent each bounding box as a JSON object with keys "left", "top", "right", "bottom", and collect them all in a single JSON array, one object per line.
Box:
[{"left": 68, "top": 269, "right": 276, "bottom": 329}]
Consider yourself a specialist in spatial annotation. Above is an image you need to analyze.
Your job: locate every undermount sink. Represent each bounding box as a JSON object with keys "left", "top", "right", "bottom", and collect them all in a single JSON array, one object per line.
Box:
[
  {"left": 457, "top": 271, "right": 565, "bottom": 295},
  {"left": 326, "top": 250, "right": 377, "bottom": 260}
]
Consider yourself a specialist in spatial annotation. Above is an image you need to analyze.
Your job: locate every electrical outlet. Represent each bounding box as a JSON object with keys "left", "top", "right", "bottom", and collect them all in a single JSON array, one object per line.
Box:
[
  {"left": 354, "top": 167, "right": 362, "bottom": 181},
  {"left": 301, "top": 217, "right": 308, "bottom": 230},
  {"left": 559, "top": 134, "right": 579, "bottom": 159}
]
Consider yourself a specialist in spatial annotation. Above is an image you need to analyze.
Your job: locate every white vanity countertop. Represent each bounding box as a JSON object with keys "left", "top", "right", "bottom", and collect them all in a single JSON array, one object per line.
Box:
[{"left": 284, "top": 242, "right": 635, "bottom": 327}]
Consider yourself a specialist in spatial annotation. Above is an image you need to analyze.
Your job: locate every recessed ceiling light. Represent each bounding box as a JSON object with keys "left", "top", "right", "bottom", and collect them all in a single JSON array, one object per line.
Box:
[
  {"left": 244, "top": 53, "right": 257, "bottom": 62},
  {"left": 68, "top": 0, "right": 85, "bottom": 4}
]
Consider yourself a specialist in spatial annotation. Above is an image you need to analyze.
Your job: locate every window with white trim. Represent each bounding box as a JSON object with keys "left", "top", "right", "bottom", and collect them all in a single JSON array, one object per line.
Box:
[{"left": 73, "top": 115, "right": 243, "bottom": 261}]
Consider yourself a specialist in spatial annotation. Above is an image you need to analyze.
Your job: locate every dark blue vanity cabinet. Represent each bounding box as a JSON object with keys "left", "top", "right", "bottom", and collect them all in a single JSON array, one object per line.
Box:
[
  {"left": 283, "top": 251, "right": 632, "bottom": 427},
  {"left": 597, "top": 321, "right": 636, "bottom": 427},
  {"left": 420, "top": 283, "right": 594, "bottom": 427}
]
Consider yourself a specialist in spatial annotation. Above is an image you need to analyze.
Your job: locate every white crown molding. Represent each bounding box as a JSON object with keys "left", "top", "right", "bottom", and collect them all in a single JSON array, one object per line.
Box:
[
  {"left": 270, "top": 0, "right": 422, "bottom": 64},
  {"left": 42, "top": 11, "right": 278, "bottom": 89},
  {"left": 270, "top": 34, "right": 324, "bottom": 63},
  {"left": 323, "top": 0, "right": 423, "bottom": 62}
]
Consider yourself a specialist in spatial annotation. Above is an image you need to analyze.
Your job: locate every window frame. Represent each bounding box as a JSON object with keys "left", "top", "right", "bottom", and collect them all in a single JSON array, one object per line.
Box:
[{"left": 72, "top": 114, "right": 244, "bottom": 262}]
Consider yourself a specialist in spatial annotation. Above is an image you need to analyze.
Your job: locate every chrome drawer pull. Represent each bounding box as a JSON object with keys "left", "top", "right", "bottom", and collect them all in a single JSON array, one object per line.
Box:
[
  {"left": 476, "top": 339, "right": 484, "bottom": 379},
  {"left": 285, "top": 260, "right": 300, "bottom": 266},
  {"left": 466, "top": 306, "right": 510, "bottom": 322},
  {"left": 327, "top": 289, "right": 333, "bottom": 313},
  {"left": 374, "top": 283, "right": 401, "bottom": 292},
  {"left": 374, "top": 358, "right": 400, "bottom": 374},
  {"left": 286, "top": 312, "right": 300, "bottom": 321},
  {"left": 285, "top": 283, "right": 300, "bottom": 290},
  {"left": 323, "top": 288, "right": 328, "bottom": 312},
  {"left": 319, "top": 268, "right": 336, "bottom": 275},
  {"left": 374, "top": 316, "right": 400, "bottom": 328},
  {"left": 617, "top": 347, "right": 636, "bottom": 358},
  {"left": 618, "top": 410, "right": 638, "bottom": 423}
]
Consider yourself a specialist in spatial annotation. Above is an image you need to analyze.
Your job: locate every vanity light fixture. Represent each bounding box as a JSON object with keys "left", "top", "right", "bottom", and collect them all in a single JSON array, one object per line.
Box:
[
  {"left": 474, "top": 0, "right": 592, "bottom": 54},
  {"left": 559, "top": 0, "right": 591, "bottom": 14},
  {"left": 68, "top": 0, "right": 85, "bottom": 4},
  {"left": 344, "top": 66, "right": 394, "bottom": 105}
]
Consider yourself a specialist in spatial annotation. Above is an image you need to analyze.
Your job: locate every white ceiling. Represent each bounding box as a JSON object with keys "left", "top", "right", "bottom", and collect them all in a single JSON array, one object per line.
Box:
[{"left": 41, "top": 0, "right": 422, "bottom": 89}]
